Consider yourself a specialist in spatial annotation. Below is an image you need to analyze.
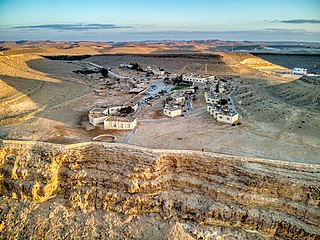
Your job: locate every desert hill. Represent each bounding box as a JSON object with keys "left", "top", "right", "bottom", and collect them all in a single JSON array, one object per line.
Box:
[
  {"left": 2, "top": 40, "right": 319, "bottom": 56},
  {"left": 267, "top": 76, "right": 320, "bottom": 109}
]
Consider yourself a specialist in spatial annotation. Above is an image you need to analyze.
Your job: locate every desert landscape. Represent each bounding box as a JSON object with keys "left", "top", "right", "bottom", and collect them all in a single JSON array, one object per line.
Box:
[
  {"left": 0, "top": 43, "right": 319, "bottom": 163},
  {"left": 0, "top": 40, "right": 319, "bottom": 239}
]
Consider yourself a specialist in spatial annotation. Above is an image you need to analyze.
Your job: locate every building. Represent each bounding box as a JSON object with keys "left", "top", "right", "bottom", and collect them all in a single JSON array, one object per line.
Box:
[
  {"left": 88, "top": 104, "right": 138, "bottom": 127},
  {"left": 185, "top": 88, "right": 195, "bottom": 94},
  {"left": 217, "top": 112, "right": 239, "bottom": 124},
  {"left": 89, "top": 108, "right": 108, "bottom": 126},
  {"left": 120, "top": 63, "right": 133, "bottom": 69},
  {"left": 153, "top": 68, "right": 165, "bottom": 75},
  {"left": 182, "top": 74, "right": 215, "bottom": 84},
  {"left": 89, "top": 113, "right": 108, "bottom": 126},
  {"left": 101, "top": 103, "right": 138, "bottom": 115},
  {"left": 293, "top": 68, "right": 307, "bottom": 75},
  {"left": 207, "top": 105, "right": 239, "bottom": 124},
  {"left": 102, "top": 106, "right": 123, "bottom": 115},
  {"left": 170, "top": 90, "right": 186, "bottom": 104},
  {"left": 173, "top": 96, "right": 185, "bottom": 104},
  {"left": 163, "top": 104, "right": 182, "bottom": 118},
  {"left": 104, "top": 116, "right": 137, "bottom": 130},
  {"left": 204, "top": 91, "right": 221, "bottom": 104}
]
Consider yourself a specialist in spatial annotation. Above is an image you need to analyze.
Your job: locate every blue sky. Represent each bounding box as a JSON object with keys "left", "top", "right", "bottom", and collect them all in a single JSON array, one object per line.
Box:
[{"left": 0, "top": 0, "right": 319, "bottom": 42}]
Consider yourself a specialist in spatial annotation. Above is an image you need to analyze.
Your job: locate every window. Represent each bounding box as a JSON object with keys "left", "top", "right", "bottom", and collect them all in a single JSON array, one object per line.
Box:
[
  {"left": 227, "top": 117, "right": 231, "bottom": 121},
  {"left": 219, "top": 116, "right": 223, "bottom": 119}
]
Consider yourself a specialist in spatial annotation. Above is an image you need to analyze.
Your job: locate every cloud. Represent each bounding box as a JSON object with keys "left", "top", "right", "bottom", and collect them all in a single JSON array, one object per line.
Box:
[
  {"left": 127, "top": 28, "right": 311, "bottom": 35},
  {"left": 269, "top": 19, "right": 320, "bottom": 24},
  {"left": 12, "top": 23, "right": 133, "bottom": 31}
]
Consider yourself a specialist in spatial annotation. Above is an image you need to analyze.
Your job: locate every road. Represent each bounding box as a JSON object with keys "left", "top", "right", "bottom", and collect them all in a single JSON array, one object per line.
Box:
[
  {"left": 85, "top": 61, "right": 128, "bottom": 79},
  {"left": 227, "top": 87, "right": 241, "bottom": 118},
  {"left": 187, "top": 98, "right": 193, "bottom": 112}
]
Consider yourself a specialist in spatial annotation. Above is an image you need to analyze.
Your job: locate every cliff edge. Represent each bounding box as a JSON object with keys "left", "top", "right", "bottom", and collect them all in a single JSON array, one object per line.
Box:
[{"left": 0, "top": 140, "right": 319, "bottom": 239}]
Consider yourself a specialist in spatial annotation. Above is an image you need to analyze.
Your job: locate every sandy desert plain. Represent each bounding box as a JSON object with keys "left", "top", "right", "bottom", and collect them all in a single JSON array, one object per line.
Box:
[
  {"left": 0, "top": 41, "right": 320, "bottom": 239},
  {"left": 0, "top": 41, "right": 319, "bottom": 163}
]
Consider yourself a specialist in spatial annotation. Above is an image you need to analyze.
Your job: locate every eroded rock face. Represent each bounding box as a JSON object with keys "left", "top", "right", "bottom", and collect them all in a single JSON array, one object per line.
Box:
[{"left": 0, "top": 140, "right": 319, "bottom": 239}]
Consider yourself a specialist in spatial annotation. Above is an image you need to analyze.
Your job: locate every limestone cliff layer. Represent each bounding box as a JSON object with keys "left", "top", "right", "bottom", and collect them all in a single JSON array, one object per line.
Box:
[{"left": 0, "top": 140, "right": 319, "bottom": 239}]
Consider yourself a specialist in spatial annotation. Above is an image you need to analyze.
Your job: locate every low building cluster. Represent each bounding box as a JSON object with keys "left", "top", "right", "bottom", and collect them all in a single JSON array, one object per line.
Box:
[
  {"left": 205, "top": 80, "right": 239, "bottom": 124},
  {"left": 207, "top": 104, "right": 239, "bottom": 124},
  {"left": 89, "top": 103, "right": 138, "bottom": 130},
  {"left": 120, "top": 63, "right": 166, "bottom": 76},
  {"left": 162, "top": 86, "right": 198, "bottom": 118},
  {"left": 162, "top": 90, "right": 187, "bottom": 118}
]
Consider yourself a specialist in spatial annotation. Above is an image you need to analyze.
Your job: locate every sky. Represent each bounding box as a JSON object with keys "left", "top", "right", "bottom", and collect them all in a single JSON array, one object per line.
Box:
[{"left": 0, "top": 0, "right": 320, "bottom": 42}]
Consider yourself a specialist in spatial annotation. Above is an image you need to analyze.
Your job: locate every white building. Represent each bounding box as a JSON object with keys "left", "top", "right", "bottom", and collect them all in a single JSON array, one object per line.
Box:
[
  {"left": 163, "top": 104, "right": 182, "bottom": 118},
  {"left": 185, "top": 88, "right": 195, "bottom": 94},
  {"left": 293, "top": 68, "right": 307, "bottom": 75},
  {"left": 104, "top": 116, "right": 137, "bottom": 130},
  {"left": 217, "top": 112, "right": 239, "bottom": 124},
  {"left": 207, "top": 105, "right": 239, "bottom": 124},
  {"left": 89, "top": 113, "right": 108, "bottom": 126},
  {"left": 153, "top": 68, "right": 165, "bottom": 75},
  {"left": 173, "top": 96, "right": 185, "bottom": 104},
  {"left": 102, "top": 103, "right": 138, "bottom": 115},
  {"left": 88, "top": 104, "right": 138, "bottom": 127},
  {"left": 102, "top": 106, "right": 123, "bottom": 115},
  {"left": 205, "top": 91, "right": 221, "bottom": 104},
  {"left": 183, "top": 74, "right": 215, "bottom": 84},
  {"left": 120, "top": 63, "right": 133, "bottom": 69},
  {"left": 89, "top": 108, "right": 108, "bottom": 126}
]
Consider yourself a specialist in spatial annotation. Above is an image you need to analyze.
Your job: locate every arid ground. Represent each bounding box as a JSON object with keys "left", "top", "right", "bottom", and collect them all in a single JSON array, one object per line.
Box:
[
  {"left": 0, "top": 44, "right": 319, "bottom": 164},
  {"left": 0, "top": 41, "right": 320, "bottom": 240}
]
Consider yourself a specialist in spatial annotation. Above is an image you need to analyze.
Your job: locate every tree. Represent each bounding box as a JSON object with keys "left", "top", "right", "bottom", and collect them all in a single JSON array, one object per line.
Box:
[
  {"left": 119, "top": 106, "right": 134, "bottom": 115},
  {"left": 219, "top": 99, "right": 228, "bottom": 105},
  {"left": 173, "top": 74, "right": 183, "bottom": 85},
  {"left": 215, "top": 82, "right": 219, "bottom": 93},
  {"left": 101, "top": 68, "right": 108, "bottom": 77}
]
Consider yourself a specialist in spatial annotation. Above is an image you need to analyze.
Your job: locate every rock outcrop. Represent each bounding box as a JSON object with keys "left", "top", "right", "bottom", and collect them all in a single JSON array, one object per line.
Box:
[{"left": 0, "top": 140, "right": 319, "bottom": 239}]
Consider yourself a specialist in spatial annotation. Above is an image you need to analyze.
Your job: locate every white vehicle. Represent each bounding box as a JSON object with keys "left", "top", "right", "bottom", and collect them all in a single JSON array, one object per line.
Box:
[{"left": 293, "top": 68, "right": 307, "bottom": 75}]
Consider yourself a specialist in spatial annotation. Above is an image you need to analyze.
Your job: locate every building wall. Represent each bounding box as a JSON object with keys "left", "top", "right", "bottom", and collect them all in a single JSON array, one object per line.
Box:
[
  {"left": 205, "top": 92, "right": 219, "bottom": 104},
  {"left": 104, "top": 118, "right": 137, "bottom": 130},
  {"left": 217, "top": 113, "right": 239, "bottom": 124},
  {"left": 89, "top": 115, "right": 108, "bottom": 126},
  {"left": 183, "top": 76, "right": 207, "bottom": 83},
  {"left": 174, "top": 96, "right": 185, "bottom": 104},
  {"left": 163, "top": 108, "right": 181, "bottom": 118}
]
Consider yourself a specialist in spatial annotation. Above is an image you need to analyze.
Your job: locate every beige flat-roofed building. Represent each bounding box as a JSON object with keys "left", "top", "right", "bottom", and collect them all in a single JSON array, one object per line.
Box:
[
  {"left": 207, "top": 104, "right": 239, "bottom": 124},
  {"left": 183, "top": 74, "right": 215, "bottom": 84},
  {"left": 163, "top": 104, "right": 182, "bottom": 118},
  {"left": 173, "top": 96, "right": 185, "bottom": 104},
  {"left": 89, "top": 113, "right": 108, "bottom": 126},
  {"left": 102, "top": 106, "right": 123, "bottom": 115},
  {"left": 104, "top": 116, "right": 137, "bottom": 130},
  {"left": 205, "top": 91, "right": 220, "bottom": 104},
  {"left": 217, "top": 112, "right": 239, "bottom": 124}
]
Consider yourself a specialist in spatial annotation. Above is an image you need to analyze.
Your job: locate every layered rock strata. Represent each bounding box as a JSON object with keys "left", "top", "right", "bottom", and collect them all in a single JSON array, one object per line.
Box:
[{"left": 0, "top": 140, "right": 319, "bottom": 239}]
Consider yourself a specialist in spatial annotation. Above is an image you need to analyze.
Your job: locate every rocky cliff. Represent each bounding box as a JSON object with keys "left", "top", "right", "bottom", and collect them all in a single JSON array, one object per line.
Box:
[{"left": 0, "top": 140, "right": 319, "bottom": 239}]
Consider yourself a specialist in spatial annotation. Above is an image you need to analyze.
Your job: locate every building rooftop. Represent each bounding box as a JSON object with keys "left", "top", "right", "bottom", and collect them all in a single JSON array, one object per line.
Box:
[
  {"left": 89, "top": 108, "right": 106, "bottom": 114},
  {"left": 89, "top": 112, "right": 106, "bottom": 118},
  {"left": 205, "top": 91, "right": 220, "bottom": 99},
  {"left": 164, "top": 104, "right": 181, "bottom": 111}
]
